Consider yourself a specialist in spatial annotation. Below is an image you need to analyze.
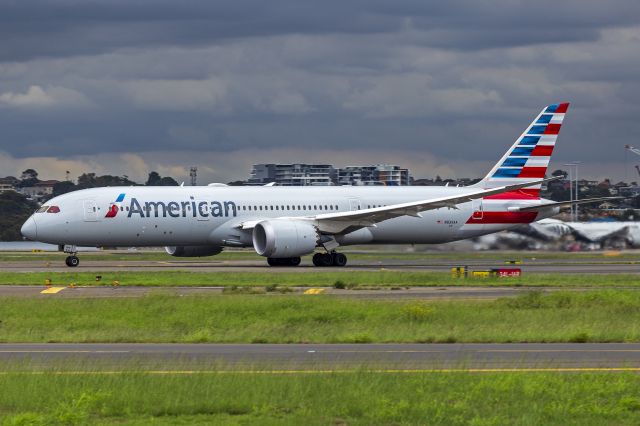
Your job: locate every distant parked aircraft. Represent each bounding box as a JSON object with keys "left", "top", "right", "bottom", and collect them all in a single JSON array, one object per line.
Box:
[{"left": 524, "top": 218, "right": 640, "bottom": 248}]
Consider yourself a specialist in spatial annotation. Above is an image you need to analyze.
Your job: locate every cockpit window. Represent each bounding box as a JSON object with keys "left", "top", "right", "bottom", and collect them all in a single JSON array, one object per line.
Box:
[
  {"left": 36, "top": 206, "right": 49, "bottom": 213},
  {"left": 46, "top": 206, "right": 61, "bottom": 213}
]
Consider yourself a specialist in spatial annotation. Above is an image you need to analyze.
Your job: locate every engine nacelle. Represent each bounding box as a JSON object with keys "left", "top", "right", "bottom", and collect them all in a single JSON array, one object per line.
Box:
[
  {"left": 164, "top": 246, "right": 222, "bottom": 257},
  {"left": 252, "top": 219, "right": 318, "bottom": 258}
]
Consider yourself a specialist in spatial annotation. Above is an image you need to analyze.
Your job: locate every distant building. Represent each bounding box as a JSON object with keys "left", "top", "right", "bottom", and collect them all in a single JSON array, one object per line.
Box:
[
  {"left": 337, "top": 164, "right": 411, "bottom": 186},
  {"left": 20, "top": 180, "right": 59, "bottom": 200},
  {"left": 248, "top": 164, "right": 335, "bottom": 186},
  {"left": 248, "top": 163, "right": 411, "bottom": 186},
  {"left": 0, "top": 176, "right": 18, "bottom": 193}
]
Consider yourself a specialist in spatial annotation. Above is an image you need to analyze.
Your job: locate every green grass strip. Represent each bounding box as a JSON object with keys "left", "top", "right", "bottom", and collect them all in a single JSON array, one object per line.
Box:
[
  {"left": 0, "top": 370, "right": 639, "bottom": 424},
  {"left": 1, "top": 290, "right": 640, "bottom": 343}
]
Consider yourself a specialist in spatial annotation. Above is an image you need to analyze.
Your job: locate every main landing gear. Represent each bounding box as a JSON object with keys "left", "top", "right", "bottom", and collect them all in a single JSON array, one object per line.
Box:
[
  {"left": 312, "top": 252, "right": 347, "bottom": 267},
  {"left": 267, "top": 257, "right": 301, "bottom": 267}
]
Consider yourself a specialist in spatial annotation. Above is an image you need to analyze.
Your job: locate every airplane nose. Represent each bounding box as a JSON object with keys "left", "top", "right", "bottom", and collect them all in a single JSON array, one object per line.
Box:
[{"left": 21, "top": 216, "right": 38, "bottom": 240}]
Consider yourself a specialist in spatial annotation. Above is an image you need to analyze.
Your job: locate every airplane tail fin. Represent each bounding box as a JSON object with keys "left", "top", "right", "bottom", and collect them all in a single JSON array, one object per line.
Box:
[{"left": 472, "top": 102, "right": 570, "bottom": 199}]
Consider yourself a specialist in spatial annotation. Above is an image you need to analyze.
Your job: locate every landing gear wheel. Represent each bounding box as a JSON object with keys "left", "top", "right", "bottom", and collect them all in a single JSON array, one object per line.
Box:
[
  {"left": 267, "top": 257, "right": 279, "bottom": 266},
  {"left": 332, "top": 252, "right": 347, "bottom": 267},
  {"left": 312, "top": 252, "right": 334, "bottom": 267},
  {"left": 288, "top": 257, "right": 301, "bottom": 266},
  {"left": 312, "top": 253, "right": 325, "bottom": 267},
  {"left": 267, "top": 257, "right": 301, "bottom": 267},
  {"left": 65, "top": 255, "right": 79, "bottom": 267}
]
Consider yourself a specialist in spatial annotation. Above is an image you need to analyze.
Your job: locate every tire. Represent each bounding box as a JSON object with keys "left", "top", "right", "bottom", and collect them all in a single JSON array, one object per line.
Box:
[
  {"left": 288, "top": 257, "right": 301, "bottom": 266},
  {"left": 312, "top": 253, "right": 324, "bottom": 267},
  {"left": 267, "top": 257, "right": 279, "bottom": 266},
  {"left": 66, "top": 255, "right": 79, "bottom": 267},
  {"left": 332, "top": 253, "right": 347, "bottom": 267},
  {"left": 321, "top": 253, "right": 334, "bottom": 267}
]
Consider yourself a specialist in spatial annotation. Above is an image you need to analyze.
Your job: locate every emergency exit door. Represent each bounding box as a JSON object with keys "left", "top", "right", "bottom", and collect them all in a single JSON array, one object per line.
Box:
[{"left": 83, "top": 200, "right": 98, "bottom": 222}]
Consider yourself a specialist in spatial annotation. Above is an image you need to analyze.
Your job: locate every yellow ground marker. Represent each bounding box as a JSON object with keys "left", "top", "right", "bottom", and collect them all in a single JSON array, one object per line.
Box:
[
  {"left": 40, "top": 286, "right": 65, "bottom": 294},
  {"left": 304, "top": 288, "right": 326, "bottom": 295}
]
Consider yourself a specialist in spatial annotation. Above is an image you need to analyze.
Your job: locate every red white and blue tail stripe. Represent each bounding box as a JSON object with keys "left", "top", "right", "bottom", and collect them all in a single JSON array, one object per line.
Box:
[{"left": 473, "top": 102, "right": 569, "bottom": 199}]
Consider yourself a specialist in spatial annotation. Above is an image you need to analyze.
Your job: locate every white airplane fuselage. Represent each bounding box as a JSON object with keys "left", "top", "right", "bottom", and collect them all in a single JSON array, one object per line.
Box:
[{"left": 22, "top": 185, "right": 558, "bottom": 248}]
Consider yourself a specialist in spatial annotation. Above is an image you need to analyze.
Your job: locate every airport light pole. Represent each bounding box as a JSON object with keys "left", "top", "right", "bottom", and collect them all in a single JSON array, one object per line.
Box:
[{"left": 563, "top": 162, "right": 581, "bottom": 221}]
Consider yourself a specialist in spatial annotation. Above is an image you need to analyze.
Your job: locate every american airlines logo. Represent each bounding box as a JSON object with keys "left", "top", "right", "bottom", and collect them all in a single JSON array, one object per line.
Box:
[
  {"left": 127, "top": 197, "right": 237, "bottom": 218},
  {"left": 105, "top": 193, "right": 237, "bottom": 219},
  {"left": 105, "top": 193, "right": 126, "bottom": 218}
]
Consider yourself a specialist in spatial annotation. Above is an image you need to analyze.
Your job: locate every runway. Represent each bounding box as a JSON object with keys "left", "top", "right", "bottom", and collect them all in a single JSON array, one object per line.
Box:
[
  {"left": 3, "top": 257, "right": 640, "bottom": 274},
  {"left": 2, "top": 343, "right": 640, "bottom": 371}
]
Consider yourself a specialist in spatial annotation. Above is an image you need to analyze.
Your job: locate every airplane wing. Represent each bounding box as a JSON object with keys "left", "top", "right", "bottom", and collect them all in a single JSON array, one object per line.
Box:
[
  {"left": 236, "top": 177, "right": 557, "bottom": 233},
  {"left": 514, "top": 197, "right": 623, "bottom": 212}
]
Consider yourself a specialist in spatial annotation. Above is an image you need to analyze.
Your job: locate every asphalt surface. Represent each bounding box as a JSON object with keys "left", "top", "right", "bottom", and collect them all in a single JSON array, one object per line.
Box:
[
  {"left": 3, "top": 258, "right": 640, "bottom": 274},
  {"left": 2, "top": 343, "right": 640, "bottom": 370}
]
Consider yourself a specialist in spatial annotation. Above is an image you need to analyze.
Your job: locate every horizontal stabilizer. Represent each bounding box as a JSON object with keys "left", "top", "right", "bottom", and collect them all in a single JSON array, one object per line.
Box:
[{"left": 515, "top": 197, "right": 624, "bottom": 212}]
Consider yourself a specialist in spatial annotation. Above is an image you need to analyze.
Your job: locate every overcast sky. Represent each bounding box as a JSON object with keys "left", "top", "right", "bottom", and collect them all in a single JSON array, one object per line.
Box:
[{"left": 1, "top": 0, "right": 639, "bottom": 183}]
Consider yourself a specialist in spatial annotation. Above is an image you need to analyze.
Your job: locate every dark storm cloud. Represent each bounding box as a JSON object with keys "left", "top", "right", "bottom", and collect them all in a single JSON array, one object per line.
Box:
[
  {"left": 1, "top": 0, "right": 639, "bottom": 62},
  {"left": 0, "top": 0, "right": 639, "bottom": 181}
]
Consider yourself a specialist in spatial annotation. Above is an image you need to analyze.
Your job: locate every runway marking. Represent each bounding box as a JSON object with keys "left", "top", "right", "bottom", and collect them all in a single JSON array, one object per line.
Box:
[
  {"left": 304, "top": 288, "right": 326, "bottom": 295},
  {"left": 40, "top": 287, "right": 65, "bottom": 294},
  {"left": 1, "top": 367, "right": 640, "bottom": 375}
]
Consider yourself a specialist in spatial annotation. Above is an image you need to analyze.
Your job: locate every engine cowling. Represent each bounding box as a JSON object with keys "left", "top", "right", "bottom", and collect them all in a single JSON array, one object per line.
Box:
[
  {"left": 252, "top": 219, "right": 318, "bottom": 258},
  {"left": 164, "top": 246, "right": 222, "bottom": 257}
]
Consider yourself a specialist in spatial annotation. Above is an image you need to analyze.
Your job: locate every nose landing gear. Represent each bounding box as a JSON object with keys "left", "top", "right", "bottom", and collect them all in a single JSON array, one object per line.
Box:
[
  {"left": 61, "top": 245, "right": 79, "bottom": 267},
  {"left": 65, "top": 255, "right": 80, "bottom": 267},
  {"left": 312, "top": 251, "right": 347, "bottom": 267}
]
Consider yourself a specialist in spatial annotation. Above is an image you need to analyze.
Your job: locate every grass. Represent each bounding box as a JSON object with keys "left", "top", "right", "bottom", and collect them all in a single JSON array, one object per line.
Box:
[
  {"left": 2, "top": 291, "right": 640, "bottom": 343},
  {"left": 0, "top": 369, "right": 639, "bottom": 425},
  {"left": 1, "top": 269, "right": 639, "bottom": 288}
]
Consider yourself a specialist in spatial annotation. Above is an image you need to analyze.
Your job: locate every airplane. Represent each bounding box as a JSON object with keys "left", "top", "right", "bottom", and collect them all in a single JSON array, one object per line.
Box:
[
  {"left": 21, "top": 102, "right": 613, "bottom": 267},
  {"left": 523, "top": 218, "right": 640, "bottom": 248}
]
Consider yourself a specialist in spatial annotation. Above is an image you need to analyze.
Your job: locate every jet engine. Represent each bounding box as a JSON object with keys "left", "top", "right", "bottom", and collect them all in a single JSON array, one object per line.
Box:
[
  {"left": 164, "top": 246, "right": 222, "bottom": 257},
  {"left": 252, "top": 219, "right": 318, "bottom": 258}
]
